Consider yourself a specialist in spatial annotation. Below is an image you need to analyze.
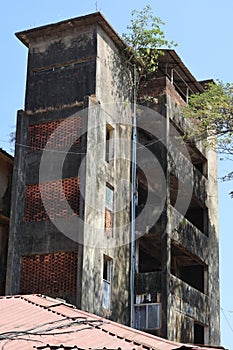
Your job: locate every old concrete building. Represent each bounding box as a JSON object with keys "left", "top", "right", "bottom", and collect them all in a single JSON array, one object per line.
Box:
[
  {"left": 6, "top": 12, "right": 220, "bottom": 346},
  {"left": 0, "top": 148, "right": 13, "bottom": 294}
]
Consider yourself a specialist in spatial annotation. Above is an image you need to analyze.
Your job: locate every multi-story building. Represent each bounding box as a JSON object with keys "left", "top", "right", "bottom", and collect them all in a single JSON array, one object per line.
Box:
[
  {"left": 0, "top": 148, "right": 13, "bottom": 294},
  {"left": 6, "top": 12, "right": 220, "bottom": 346}
]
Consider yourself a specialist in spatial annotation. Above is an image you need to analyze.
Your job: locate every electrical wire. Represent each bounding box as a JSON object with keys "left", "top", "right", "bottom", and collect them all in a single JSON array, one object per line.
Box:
[
  {"left": 0, "top": 319, "right": 105, "bottom": 340},
  {"left": 0, "top": 318, "right": 107, "bottom": 350},
  {"left": 221, "top": 307, "right": 233, "bottom": 334}
]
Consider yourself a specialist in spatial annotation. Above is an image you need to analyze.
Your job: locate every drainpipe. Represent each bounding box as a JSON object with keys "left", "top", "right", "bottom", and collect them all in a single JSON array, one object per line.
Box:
[
  {"left": 130, "top": 64, "right": 137, "bottom": 328},
  {"left": 171, "top": 68, "right": 174, "bottom": 84},
  {"left": 186, "top": 87, "right": 189, "bottom": 104}
]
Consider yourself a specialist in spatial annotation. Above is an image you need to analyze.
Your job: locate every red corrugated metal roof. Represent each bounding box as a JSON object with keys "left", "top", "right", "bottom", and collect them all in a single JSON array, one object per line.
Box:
[{"left": 0, "top": 295, "right": 225, "bottom": 350}]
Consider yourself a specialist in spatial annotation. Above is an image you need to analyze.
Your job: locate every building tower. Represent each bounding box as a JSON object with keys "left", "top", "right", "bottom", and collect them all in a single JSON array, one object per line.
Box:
[{"left": 6, "top": 12, "right": 220, "bottom": 346}]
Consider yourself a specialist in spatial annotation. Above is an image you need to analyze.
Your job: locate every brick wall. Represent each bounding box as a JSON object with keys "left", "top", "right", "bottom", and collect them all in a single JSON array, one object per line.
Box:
[
  {"left": 29, "top": 117, "right": 82, "bottom": 151},
  {"left": 139, "top": 76, "right": 186, "bottom": 107},
  {"left": 24, "top": 177, "right": 80, "bottom": 222},
  {"left": 21, "top": 250, "right": 78, "bottom": 295},
  {"left": 105, "top": 208, "right": 113, "bottom": 237}
]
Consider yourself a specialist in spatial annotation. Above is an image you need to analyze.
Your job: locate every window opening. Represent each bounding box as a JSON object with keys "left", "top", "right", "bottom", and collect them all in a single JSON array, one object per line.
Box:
[
  {"left": 106, "top": 124, "right": 114, "bottom": 162},
  {"left": 105, "top": 184, "right": 114, "bottom": 237},
  {"left": 102, "top": 255, "right": 112, "bottom": 310}
]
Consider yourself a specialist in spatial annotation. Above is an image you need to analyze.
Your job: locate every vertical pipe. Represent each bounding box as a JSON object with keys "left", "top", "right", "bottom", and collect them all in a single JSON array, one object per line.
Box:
[
  {"left": 171, "top": 68, "right": 174, "bottom": 84},
  {"left": 130, "top": 64, "right": 137, "bottom": 328},
  {"left": 186, "top": 87, "right": 189, "bottom": 104}
]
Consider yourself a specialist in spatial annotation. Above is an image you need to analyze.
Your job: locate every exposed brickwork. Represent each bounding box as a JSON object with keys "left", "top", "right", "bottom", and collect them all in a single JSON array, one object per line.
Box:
[
  {"left": 29, "top": 117, "right": 82, "bottom": 151},
  {"left": 24, "top": 177, "right": 80, "bottom": 222},
  {"left": 105, "top": 208, "right": 113, "bottom": 237},
  {"left": 21, "top": 250, "right": 78, "bottom": 295},
  {"left": 139, "top": 77, "right": 186, "bottom": 107}
]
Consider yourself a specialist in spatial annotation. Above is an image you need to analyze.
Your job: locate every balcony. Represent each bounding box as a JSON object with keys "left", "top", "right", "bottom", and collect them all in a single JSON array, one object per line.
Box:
[
  {"left": 169, "top": 146, "right": 207, "bottom": 205},
  {"left": 169, "top": 205, "right": 208, "bottom": 263},
  {"left": 169, "top": 274, "right": 208, "bottom": 325}
]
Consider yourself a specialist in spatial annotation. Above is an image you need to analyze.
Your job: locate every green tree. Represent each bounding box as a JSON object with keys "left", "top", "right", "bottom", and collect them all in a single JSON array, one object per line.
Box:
[
  {"left": 183, "top": 81, "right": 233, "bottom": 196},
  {"left": 122, "top": 5, "right": 176, "bottom": 85}
]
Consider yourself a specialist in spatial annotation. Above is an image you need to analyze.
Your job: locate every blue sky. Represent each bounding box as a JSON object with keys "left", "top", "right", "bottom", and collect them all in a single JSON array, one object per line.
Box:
[{"left": 1, "top": 1, "right": 233, "bottom": 348}]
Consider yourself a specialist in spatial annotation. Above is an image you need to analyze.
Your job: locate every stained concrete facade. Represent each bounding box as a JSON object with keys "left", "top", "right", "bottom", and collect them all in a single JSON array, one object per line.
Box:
[
  {"left": 135, "top": 62, "right": 220, "bottom": 345},
  {"left": 6, "top": 13, "right": 132, "bottom": 324},
  {"left": 6, "top": 12, "right": 220, "bottom": 346},
  {"left": 0, "top": 149, "right": 13, "bottom": 294}
]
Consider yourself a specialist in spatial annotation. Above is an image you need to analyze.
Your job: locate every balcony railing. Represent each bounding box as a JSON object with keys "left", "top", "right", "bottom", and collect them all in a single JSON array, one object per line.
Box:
[
  {"left": 135, "top": 271, "right": 161, "bottom": 297},
  {"left": 169, "top": 205, "right": 208, "bottom": 263},
  {"left": 169, "top": 146, "right": 207, "bottom": 204},
  {"left": 169, "top": 274, "right": 208, "bottom": 325}
]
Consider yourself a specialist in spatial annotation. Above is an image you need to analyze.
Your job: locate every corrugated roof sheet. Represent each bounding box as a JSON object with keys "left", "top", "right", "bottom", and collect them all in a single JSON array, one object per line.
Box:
[
  {"left": 157, "top": 50, "right": 204, "bottom": 95},
  {"left": 0, "top": 295, "right": 225, "bottom": 350}
]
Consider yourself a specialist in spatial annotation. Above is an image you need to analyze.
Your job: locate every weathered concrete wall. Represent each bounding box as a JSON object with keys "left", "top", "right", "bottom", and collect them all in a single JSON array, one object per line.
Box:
[
  {"left": 137, "top": 84, "right": 220, "bottom": 344},
  {"left": 169, "top": 205, "right": 209, "bottom": 263},
  {"left": 96, "top": 25, "right": 131, "bottom": 104},
  {"left": 81, "top": 96, "right": 132, "bottom": 324},
  {"left": 135, "top": 272, "right": 161, "bottom": 302},
  {"left": 205, "top": 147, "right": 220, "bottom": 345},
  {"left": 7, "top": 14, "right": 220, "bottom": 344},
  {"left": 166, "top": 93, "right": 220, "bottom": 345},
  {"left": 6, "top": 106, "right": 85, "bottom": 304},
  {"left": 81, "top": 27, "right": 132, "bottom": 324},
  {"left": 6, "top": 110, "right": 28, "bottom": 295},
  {"left": 167, "top": 274, "right": 210, "bottom": 343},
  {"left": 169, "top": 145, "right": 207, "bottom": 204},
  {"left": 6, "top": 21, "right": 98, "bottom": 302},
  {"left": 8, "top": 20, "right": 132, "bottom": 321},
  {"left": 25, "top": 25, "right": 97, "bottom": 111}
]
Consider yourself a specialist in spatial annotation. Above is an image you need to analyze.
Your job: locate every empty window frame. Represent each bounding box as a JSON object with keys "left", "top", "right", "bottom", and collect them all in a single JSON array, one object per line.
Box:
[
  {"left": 105, "top": 184, "right": 114, "bottom": 237},
  {"left": 102, "top": 255, "right": 113, "bottom": 310},
  {"left": 106, "top": 124, "right": 114, "bottom": 162}
]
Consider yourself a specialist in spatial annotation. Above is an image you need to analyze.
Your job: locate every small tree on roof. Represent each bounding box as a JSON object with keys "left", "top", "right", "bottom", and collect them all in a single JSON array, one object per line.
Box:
[
  {"left": 183, "top": 80, "right": 233, "bottom": 197},
  {"left": 122, "top": 5, "right": 176, "bottom": 87}
]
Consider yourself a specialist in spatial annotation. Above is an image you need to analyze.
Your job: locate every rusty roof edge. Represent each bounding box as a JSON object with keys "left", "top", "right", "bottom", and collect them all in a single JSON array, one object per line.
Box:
[
  {"left": 36, "top": 345, "right": 82, "bottom": 349},
  {"left": 1, "top": 294, "right": 180, "bottom": 347},
  {"left": 0, "top": 295, "right": 226, "bottom": 350},
  {"left": 172, "top": 347, "right": 227, "bottom": 350},
  {"left": 162, "top": 49, "right": 205, "bottom": 94},
  {"left": 15, "top": 12, "right": 126, "bottom": 49}
]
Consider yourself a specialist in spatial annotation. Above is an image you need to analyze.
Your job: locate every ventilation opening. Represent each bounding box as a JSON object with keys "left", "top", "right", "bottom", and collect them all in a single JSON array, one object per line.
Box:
[
  {"left": 106, "top": 124, "right": 114, "bottom": 162},
  {"left": 138, "top": 243, "right": 161, "bottom": 273},
  {"left": 194, "top": 323, "right": 205, "bottom": 344}
]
